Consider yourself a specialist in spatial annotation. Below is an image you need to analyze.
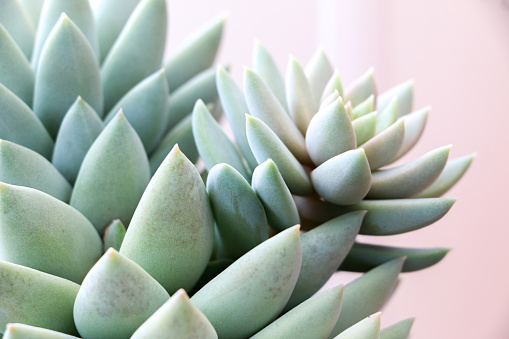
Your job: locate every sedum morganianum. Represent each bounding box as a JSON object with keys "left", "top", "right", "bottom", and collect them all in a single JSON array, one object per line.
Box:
[{"left": 0, "top": 0, "right": 473, "bottom": 338}]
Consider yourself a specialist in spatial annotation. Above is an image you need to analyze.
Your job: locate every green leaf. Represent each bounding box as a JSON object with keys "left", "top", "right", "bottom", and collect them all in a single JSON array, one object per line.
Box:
[
  {"left": 33, "top": 14, "right": 103, "bottom": 138},
  {"left": 414, "top": 153, "right": 475, "bottom": 198},
  {"left": 286, "top": 56, "right": 317, "bottom": 134},
  {"left": 206, "top": 163, "right": 269, "bottom": 258},
  {"left": 311, "top": 149, "right": 371, "bottom": 205},
  {"left": 191, "top": 226, "right": 302, "bottom": 339},
  {"left": 378, "top": 80, "right": 413, "bottom": 117},
  {"left": 73, "top": 249, "right": 170, "bottom": 339},
  {"left": 0, "top": 24, "right": 34, "bottom": 106},
  {"left": 353, "top": 111, "right": 377, "bottom": 147},
  {"left": 394, "top": 107, "right": 429, "bottom": 160},
  {"left": 101, "top": 0, "right": 167, "bottom": 112},
  {"left": 132, "top": 289, "right": 217, "bottom": 339},
  {"left": 18, "top": 0, "right": 44, "bottom": 28},
  {"left": 375, "top": 97, "right": 398, "bottom": 135},
  {"left": 192, "top": 100, "right": 250, "bottom": 179},
  {"left": 0, "top": 83, "right": 53, "bottom": 159},
  {"left": 253, "top": 286, "right": 343, "bottom": 339},
  {"left": 104, "top": 69, "right": 168, "bottom": 153},
  {"left": 340, "top": 243, "right": 450, "bottom": 273},
  {"left": 190, "top": 258, "right": 234, "bottom": 295},
  {"left": 305, "top": 48, "right": 334, "bottom": 106},
  {"left": 0, "top": 0, "right": 34, "bottom": 60},
  {"left": 93, "top": 0, "right": 140, "bottom": 63},
  {"left": 0, "top": 183, "right": 102, "bottom": 283},
  {"left": 164, "top": 14, "right": 226, "bottom": 91},
  {"left": 0, "top": 140, "right": 71, "bottom": 202},
  {"left": 344, "top": 68, "right": 376, "bottom": 107},
  {"left": 351, "top": 94, "right": 375, "bottom": 120},
  {"left": 361, "top": 119, "right": 405, "bottom": 170},
  {"left": 0, "top": 261, "right": 79, "bottom": 335},
  {"left": 70, "top": 112, "right": 150, "bottom": 234},
  {"left": 103, "top": 220, "right": 126, "bottom": 252},
  {"left": 333, "top": 313, "right": 381, "bottom": 339},
  {"left": 321, "top": 71, "right": 344, "bottom": 102},
  {"left": 380, "top": 318, "right": 414, "bottom": 339},
  {"left": 216, "top": 66, "right": 258, "bottom": 169},
  {"left": 367, "top": 145, "right": 451, "bottom": 199},
  {"left": 330, "top": 259, "right": 403, "bottom": 336},
  {"left": 32, "top": 0, "right": 98, "bottom": 69},
  {"left": 52, "top": 97, "right": 103, "bottom": 185},
  {"left": 320, "top": 89, "right": 340, "bottom": 110},
  {"left": 285, "top": 212, "right": 365, "bottom": 311},
  {"left": 244, "top": 68, "right": 311, "bottom": 164},
  {"left": 306, "top": 97, "right": 356, "bottom": 166},
  {"left": 3, "top": 323, "right": 79, "bottom": 339},
  {"left": 251, "top": 159, "right": 300, "bottom": 232},
  {"left": 246, "top": 115, "right": 313, "bottom": 196},
  {"left": 120, "top": 145, "right": 214, "bottom": 293}
]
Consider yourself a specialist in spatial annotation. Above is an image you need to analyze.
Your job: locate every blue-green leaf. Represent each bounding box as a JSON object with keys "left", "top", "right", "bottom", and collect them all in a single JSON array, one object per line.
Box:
[
  {"left": 333, "top": 313, "right": 381, "bottom": 339},
  {"left": 305, "top": 48, "right": 334, "bottom": 106},
  {"left": 351, "top": 94, "right": 375, "bottom": 120},
  {"left": 103, "top": 220, "right": 126, "bottom": 252},
  {"left": 0, "top": 0, "right": 34, "bottom": 60},
  {"left": 378, "top": 80, "right": 413, "bottom": 117},
  {"left": 375, "top": 97, "right": 398, "bottom": 135},
  {"left": 380, "top": 318, "right": 414, "bottom": 339},
  {"left": 395, "top": 107, "right": 429, "bottom": 160},
  {"left": 18, "top": 0, "right": 44, "bottom": 28},
  {"left": 360, "top": 119, "right": 405, "bottom": 170},
  {"left": 321, "top": 71, "right": 344, "bottom": 102},
  {"left": 344, "top": 68, "right": 376, "bottom": 107},
  {"left": 353, "top": 111, "right": 377, "bottom": 147},
  {"left": 3, "top": 323, "right": 79, "bottom": 339}
]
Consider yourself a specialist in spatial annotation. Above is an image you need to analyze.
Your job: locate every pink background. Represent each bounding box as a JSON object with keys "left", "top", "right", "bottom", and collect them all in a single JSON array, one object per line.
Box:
[{"left": 163, "top": 1, "right": 508, "bottom": 338}]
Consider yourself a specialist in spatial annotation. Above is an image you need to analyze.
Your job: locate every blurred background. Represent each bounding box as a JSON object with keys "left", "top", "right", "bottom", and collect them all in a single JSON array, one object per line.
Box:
[{"left": 167, "top": 0, "right": 509, "bottom": 338}]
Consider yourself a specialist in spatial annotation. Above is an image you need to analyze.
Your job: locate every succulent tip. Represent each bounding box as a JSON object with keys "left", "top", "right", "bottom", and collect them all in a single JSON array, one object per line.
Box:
[
  {"left": 171, "top": 143, "right": 181, "bottom": 154},
  {"left": 173, "top": 288, "right": 190, "bottom": 299}
]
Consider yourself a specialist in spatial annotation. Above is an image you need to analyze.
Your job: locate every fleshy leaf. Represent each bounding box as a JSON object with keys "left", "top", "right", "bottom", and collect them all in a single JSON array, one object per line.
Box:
[
  {"left": 330, "top": 259, "right": 404, "bottom": 336},
  {"left": 253, "top": 286, "right": 343, "bottom": 339},
  {"left": 120, "top": 145, "right": 214, "bottom": 293},
  {"left": 244, "top": 68, "right": 311, "bottom": 164},
  {"left": 380, "top": 318, "right": 414, "bottom": 339},
  {"left": 0, "top": 183, "right": 102, "bottom": 283},
  {"left": 361, "top": 119, "right": 405, "bottom": 170},
  {"left": 311, "top": 149, "right": 371, "bottom": 205},
  {"left": 103, "top": 220, "right": 126, "bottom": 252},
  {"left": 132, "top": 289, "right": 217, "bottom": 339},
  {"left": 321, "top": 71, "right": 344, "bottom": 102},
  {"left": 0, "top": 24, "right": 34, "bottom": 106},
  {"left": 101, "top": 0, "right": 167, "bottom": 112},
  {"left": 164, "top": 14, "right": 226, "bottom": 91},
  {"left": 0, "top": 140, "right": 71, "bottom": 202},
  {"left": 414, "top": 153, "right": 475, "bottom": 198},
  {"left": 333, "top": 313, "right": 381, "bottom": 339},
  {"left": 190, "top": 258, "right": 234, "bottom": 295},
  {"left": 286, "top": 56, "right": 317, "bottom": 134},
  {"left": 73, "top": 249, "right": 170, "bottom": 339},
  {"left": 52, "top": 97, "right": 103, "bottom": 185},
  {"left": 207, "top": 163, "right": 269, "bottom": 258},
  {"left": 344, "top": 68, "right": 376, "bottom": 107},
  {"left": 0, "top": 261, "right": 79, "bottom": 335},
  {"left": 18, "top": 0, "right": 45, "bottom": 28},
  {"left": 0, "top": 83, "right": 53, "bottom": 159},
  {"left": 33, "top": 14, "right": 103, "bottom": 137},
  {"left": 353, "top": 111, "right": 377, "bottom": 147},
  {"left": 70, "top": 112, "right": 150, "bottom": 234},
  {"left": 320, "top": 90, "right": 340, "bottom": 109},
  {"left": 375, "top": 97, "right": 398, "bottom": 135},
  {"left": 305, "top": 48, "right": 334, "bottom": 106},
  {"left": 0, "top": 0, "right": 34, "bottom": 59},
  {"left": 378, "top": 80, "right": 413, "bottom": 117},
  {"left": 104, "top": 69, "right": 168, "bottom": 153},
  {"left": 191, "top": 226, "right": 302, "bottom": 339},
  {"left": 192, "top": 100, "right": 250, "bottom": 179},
  {"left": 351, "top": 94, "right": 375, "bottom": 120},
  {"left": 3, "top": 324, "right": 79, "bottom": 339},
  {"left": 306, "top": 97, "right": 356, "bottom": 166},
  {"left": 394, "top": 107, "right": 429, "bottom": 159},
  {"left": 251, "top": 159, "right": 300, "bottom": 232},
  {"left": 340, "top": 243, "right": 450, "bottom": 273},
  {"left": 285, "top": 212, "right": 365, "bottom": 311},
  {"left": 367, "top": 145, "right": 451, "bottom": 199},
  {"left": 246, "top": 115, "right": 313, "bottom": 196}
]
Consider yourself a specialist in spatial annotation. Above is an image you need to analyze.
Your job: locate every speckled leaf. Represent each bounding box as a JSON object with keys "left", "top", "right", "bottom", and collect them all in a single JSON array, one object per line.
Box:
[
  {"left": 367, "top": 145, "right": 451, "bottom": 199},
  {"left": 0, "top": 183, "right": 102, "bottom": 283},
  {"left": 252, "top": 41, "right": 288, "bottom": 110},
  {"left": 104, "top": 70, "right": 168, "bottom": 153},
  {"left": 306, "top": 97, "right": 356, "bottom": 166},
  {"left": 244, "top": 68, "right": 311, "bottom": 164},
  {"left": 340, "top": 243, "right": 450, "bottom": 273},
  {"left": 120, "top": 145, "right": 214, "bottom": 293},
  {"left": 191, "top": 226, "right": 302, "bottom": 339},
  {"left": 191, "top": 258, "right": 234, "bottom": 295},
  {"left": 0, "top": 0, "right": 34, "bottom": 60},
  {"left": 103, "top": 220, "right": 126, "bottom": 252},
  {"left": 33, "top": 14, "right": 103, "bottom": 137},
  {"left": 3, "top": 324, "right": 79, "bottom": 339},
  {"left": 70, "top": 112, "right": 150, "bottom": 234},
  {"left": 0, "top": 261, "right": 79, "bottom": 335},
  {"left": 165, "top": 14, "right": 226, "bottom": 91},
  {"left": 321, "top": 71, "right": 344, "bottom": 102},
  {"left": 74, "top": 249, "right": 169, "bottom": 339},
  {"left": 246, "top": 115, "right": 313, "bottom": 196},
  {"left": 353, "top": 111, "right": 377, "bottom": 147},
  {"left": 344, "top": 68, "right": 376, "bottom": 107},
  {"left": 320, "top": 90, "right": 340, "bottom": 110},
  {"left": 285, "top": 212, "right": 365, "bottom": 311},
  {"left": 132, "top": 290, "right": 217, "bottom": 339},
  {"left": 414, "top": 153, "right": 475, "bottom": 198},
  {"left": 330, "top": 259, "right": 403, "bottom": 336},
  {"left": 252, "top": 159, "right": 300, "bottom": 232},
  {"left": 0, "top": 83, "right": 53, "bottom": 159},
  {"left": 0, "top": 24, "right": 34, "bottom": 106},
  {"left": 193, "top": 100, "right": 250, "bottom": 179},
  {"left": 0, "top": 140, "right": 71, "bottom": 202},
  {"left": 93, "top": 0, "right": 140, "bottom": 63},
  {"left": 361, "top": 119, "right": 405, "bottom": 170},
  {"left": 52, "top": 97, "right": 103, "bottom": 185},
  {"left": 286, "top": 56, "right": 317, "bottom": 134},
  {"left": 375, "top": 97, "right": 397, "bottom": 135},
  {"left": 351, "top": 94, "right": 375, "bottom": 120},
  {"left": 305, "top": 48, "right": 334, "bottom": 106},
  {"left": 311, "top": 149, "right": 371, "bottom": 205},
  {"left": 216, "top": 66, "right": 258, "bottom": 169},
  {"left": 333, "top": 313, "right": 381, "bottom": 339},
  {"left": 18, "top": 0, "right": 44, "bottom": 28},
  {"left": 378, "top": 80, "right": 413, "bottom": 117},
  {"left": 101, "top": 0, "right": 167, "bottom": 112},
  {"left": 380, "top": 318, "right": 414, "bottom": 339},
  {"left": 253, "top": 286, "right": 343, "bottom": 339}
]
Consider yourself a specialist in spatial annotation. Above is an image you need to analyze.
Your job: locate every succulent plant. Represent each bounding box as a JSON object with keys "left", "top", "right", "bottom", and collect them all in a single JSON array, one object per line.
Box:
[{"left": 0, "top": 0, "right": 473, "bottom": 338}]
